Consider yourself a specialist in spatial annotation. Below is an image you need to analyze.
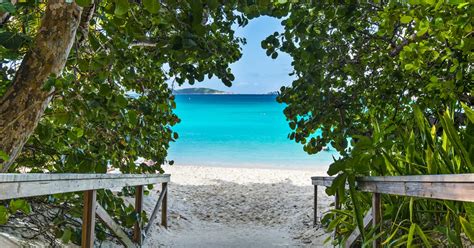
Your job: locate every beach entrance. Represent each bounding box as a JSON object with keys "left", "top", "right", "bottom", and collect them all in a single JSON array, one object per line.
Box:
[{"left": 156, "top": 17, "right": 336, "bottom": 247}]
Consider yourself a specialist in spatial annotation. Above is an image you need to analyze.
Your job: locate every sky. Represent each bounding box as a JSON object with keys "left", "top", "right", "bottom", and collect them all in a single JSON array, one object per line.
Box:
[{"left": 175, "top": 16, "right": 294, "bottom": 94}]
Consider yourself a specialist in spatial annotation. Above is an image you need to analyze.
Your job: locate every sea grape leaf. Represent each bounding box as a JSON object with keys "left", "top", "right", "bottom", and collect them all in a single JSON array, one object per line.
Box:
[
  {"left": 114, "top": 0, "right": 130, "bottom": 15},
  {"left": 143, "top": 0, "right": 160, "bottom": 13}
]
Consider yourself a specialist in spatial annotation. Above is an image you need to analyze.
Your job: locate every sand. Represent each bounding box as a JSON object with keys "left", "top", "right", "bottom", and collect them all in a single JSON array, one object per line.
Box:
[{"left": 141, "top": 165, "right": 334, "bottom": 247}]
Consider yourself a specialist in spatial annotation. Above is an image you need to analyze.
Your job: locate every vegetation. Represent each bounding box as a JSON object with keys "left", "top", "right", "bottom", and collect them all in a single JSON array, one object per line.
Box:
[
  {"left": 173, "top": 87, "right": 227, "bottom": 94},
  {"left": 0, "top": 0, "right": 472, "bottom": 246},
  {"left": 264, "top": 1, "right": 474, "bottom": 246},
  {"left": 0, "top": 0, "right": 244, "bottom": 244}
]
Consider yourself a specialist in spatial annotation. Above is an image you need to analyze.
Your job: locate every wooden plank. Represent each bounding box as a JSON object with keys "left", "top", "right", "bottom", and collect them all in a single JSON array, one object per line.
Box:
[
  {"left": 372, "top": 193, "right": 382, "bottom": 248},
  {"left": 0, "top": 173, "right": 171, "bottom": 182},
  {"left": 356, "top": 180, "right": 474, "bottom": 202},
  {"left": 133, "top": 185, "right": 144, "bottom": 245},
  {"left": 312, "top": 176, "right": 350, "bottom": 189},
  {"left": 313, "top": 185, "right": 318, "bottom": 227},
  {"left": 311, "top": 176, "right": 335, "bottom": 187},
  {"left": 144, "top": 183, "right": 168, "bottom": 234},
  {"left": 161, "top": 182, "right": 168, "bottom": 228},
  {"left": 96, "top": 204, "right": 136, "bottom": 248},
  {"left": 81, "top": 190, "right": 96, "bottom": 248},
  {"left": 344, "top": 208, "right": 373, "bottom": 248},
  {"left": 0, "top": 174, "right": 170, "bottom": 200},
  {"left": 357, "top": 174, "right": 474, "bottom": 183}
]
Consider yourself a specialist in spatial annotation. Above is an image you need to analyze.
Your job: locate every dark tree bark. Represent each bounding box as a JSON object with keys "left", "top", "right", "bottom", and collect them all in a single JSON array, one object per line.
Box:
[{"left": 0, "top": 0, "right": 82, "bottom": 172}]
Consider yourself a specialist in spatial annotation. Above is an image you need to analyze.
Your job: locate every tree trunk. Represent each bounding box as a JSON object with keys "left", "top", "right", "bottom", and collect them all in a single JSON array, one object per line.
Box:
[{"left": 0, "top": 0, "right": 82, "bottom": 172}]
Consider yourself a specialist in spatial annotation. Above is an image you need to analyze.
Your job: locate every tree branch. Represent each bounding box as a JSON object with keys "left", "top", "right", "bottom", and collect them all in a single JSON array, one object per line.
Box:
[
  {"left": 77, "top": 1, "right": 98, "bottom": 45},
  {"left": 389, "top": 32, "right": 429, "bottom": 57}
]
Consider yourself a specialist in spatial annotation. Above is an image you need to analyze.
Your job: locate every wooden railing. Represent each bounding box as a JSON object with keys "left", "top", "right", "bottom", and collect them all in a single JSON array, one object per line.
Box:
[
  {"left": 0, "top": 173, "right": 170, "bottom": 248},
  {"left": 312, "top": 174, "right": 474, "bottom": 248}
]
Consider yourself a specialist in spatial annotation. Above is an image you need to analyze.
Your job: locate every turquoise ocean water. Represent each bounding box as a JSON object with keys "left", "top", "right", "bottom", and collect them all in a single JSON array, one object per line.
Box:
[{"left": 167, "top": 95, "right": 339, "bottom": 168}]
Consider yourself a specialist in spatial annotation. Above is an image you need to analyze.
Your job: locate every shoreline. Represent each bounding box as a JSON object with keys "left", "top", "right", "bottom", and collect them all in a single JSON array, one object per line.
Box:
[{"left": 166, "top": 163, "right": 331, "bottom": 172}]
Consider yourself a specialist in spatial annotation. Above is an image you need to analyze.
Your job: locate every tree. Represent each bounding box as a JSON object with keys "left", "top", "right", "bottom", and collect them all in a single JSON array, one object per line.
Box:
[
  {"left": 0, "top": 0, "right": 246, "bottom": 243},
  {"left": 0, "top": 0, "right": 244, "bottom": 172},
  {"left": 262, "top": 1, "right": 473, "bottom": 246}
]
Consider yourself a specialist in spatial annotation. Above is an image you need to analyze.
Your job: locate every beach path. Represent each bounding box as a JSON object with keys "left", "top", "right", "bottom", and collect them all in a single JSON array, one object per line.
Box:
[{"left": 141, "top": 165, "right": 332, "bottom": 247}]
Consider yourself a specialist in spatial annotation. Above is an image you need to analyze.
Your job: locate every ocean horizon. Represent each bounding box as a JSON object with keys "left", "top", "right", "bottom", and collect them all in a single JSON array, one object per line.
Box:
[{"left": 167, "top": 94, "right": 339, "bottom": 168}]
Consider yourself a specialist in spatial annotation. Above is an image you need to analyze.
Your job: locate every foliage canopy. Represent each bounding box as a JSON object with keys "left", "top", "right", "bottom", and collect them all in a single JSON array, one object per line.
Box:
[
  {"left": 264, "top": 1, "right": 473, "bottom": 246},
  {"left": 0, "top": 0, "right": 473, "bottom": 246}
]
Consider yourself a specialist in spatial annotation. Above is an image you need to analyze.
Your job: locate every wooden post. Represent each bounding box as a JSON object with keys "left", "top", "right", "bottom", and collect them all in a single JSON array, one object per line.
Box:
[
  {"left": 82, "top": 190, "right": 97, "bottom": 248},
  {"left": 334, "top": 191, "right": 341, "bottom": 245},
  {"left": 161, "top": 182, "right": 168, "bottom": 228},
  {"left": 133, "top": 185, "right": 144, "bottom": 245},
  {"left": 144, "top": 184, "right": 168, "bottom": 234},
  {"left": 372, "top": 193, "right": 382, "bottom": 248},
  {"left": 314, "top": 185, "right": 318, "bottom": 227}
]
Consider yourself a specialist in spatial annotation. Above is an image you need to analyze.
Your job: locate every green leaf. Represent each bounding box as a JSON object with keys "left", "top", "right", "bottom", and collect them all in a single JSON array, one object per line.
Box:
[
  {"left": 0, "top": 32, "right": 31, "bottom": 50},
  {"left": 207, "top": 0, "right": 218, "bottom": 9},
  {"left": 114, "top": 0, "right": 130, "bottom": 16},
  {"left": 460, "top": 216, "right": 474, "bottom": 242},
  {"left": 76, "top": 0, "right": 92, "bottom": 7},
  {"left": 405, "top": 63, "right": 416, "bottom": 70},
  {"left": 462, "top": 103, "right": 474, "bottom": 124},
  {"left": 0, "top": 2, "right": 16, "bottom": 13},
  {"left": 190, "top": 0, "right": 203, "bottom": 27},
  {"left": 0, "top": 206, "right": 10, "bottom": 224},
  {"left": 115, "top": 95, "right": 128, "bottom": 108},
  {"left": 128, "top": 110, "right": 138, "bottom": 125},
  {"left": 347, "top": 174, "right": 366, "bottom": 241},
  {"left": 143, "top": 0, "right": 160, "bottom": 14},
  {"left": 417, "top": 20, "right": 430, "bottom": 36},
  {"left": 61, "top": 227, "right": 72, "bottom": 243},
  {"left": 74, "top": 127, "right": 84, "bottom": 138},
  {"left": 440, "top": 109, "right": 473, "bottom": 169},
  {"left": 400, "top": 15, "right": 413, "bottom": 24},
  {"left": 464, "top": 202, "right": 474, "bottom": 223},
  {"left": 434, "top": 0, "right": 443, "bottom": 10},
  {"left": 327, "top": 159, "right": 345, "bottom": 176},
  {"left": 415, "top": 224, "right": 432, "bottom": 247},
  {"left": 457, "top": 2, "right": 470, "bottom": 9},
  {"left": 407, "top": 223, "right": 416, "bottom": 248},
  {"left": 10, "top": 199, "right": 31, "bottom": 214},
  {"left": 0, "top": 150, "right": 9, "bottom": 162}
]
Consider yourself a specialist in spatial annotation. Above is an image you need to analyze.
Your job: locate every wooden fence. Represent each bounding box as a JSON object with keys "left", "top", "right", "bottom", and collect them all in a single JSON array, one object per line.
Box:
[
  {"left": 312, "top": 174, "right": 474, "bottom": 248},
  {"left": 0, "top": 173, "right": 170, "bottom": 248}
]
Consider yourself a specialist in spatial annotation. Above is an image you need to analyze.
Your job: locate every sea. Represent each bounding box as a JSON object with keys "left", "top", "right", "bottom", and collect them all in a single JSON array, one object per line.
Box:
[{"left": 167, "top": 94, "right": 339, "bottom": 168}]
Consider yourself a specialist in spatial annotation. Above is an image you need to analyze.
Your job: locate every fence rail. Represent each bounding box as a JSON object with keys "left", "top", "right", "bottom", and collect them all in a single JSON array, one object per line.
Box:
[
  {"left": 0, "top": 173, "right": 170, "bottom": 248},
  {"left": 311, "top": 174, "right": 474, "bottom": 248}
]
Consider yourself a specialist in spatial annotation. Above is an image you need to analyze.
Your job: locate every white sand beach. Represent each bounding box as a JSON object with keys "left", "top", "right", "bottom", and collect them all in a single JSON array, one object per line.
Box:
[{"left": 141, "top": 165, "right": 334, "bottom": 247}]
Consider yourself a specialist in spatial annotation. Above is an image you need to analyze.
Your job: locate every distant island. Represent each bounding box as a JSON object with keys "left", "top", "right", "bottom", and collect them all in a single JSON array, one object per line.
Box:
[
  {"left": 173, "top": 88, "right": 229, "bottom": 95},
  {"left": 173, "top": 87, "right": 280, "bottom": 95},
  {"left": 266, "top": 91, "right": 279, "bottom": 95}
]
